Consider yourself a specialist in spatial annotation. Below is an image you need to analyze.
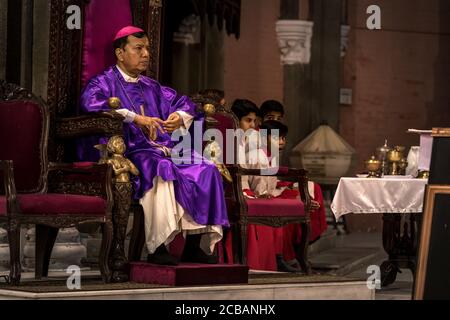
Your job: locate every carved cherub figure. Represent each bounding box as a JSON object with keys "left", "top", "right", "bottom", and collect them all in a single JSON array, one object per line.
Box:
[{"left": 105, "top": 136, "right": 139, "bottom": 183}]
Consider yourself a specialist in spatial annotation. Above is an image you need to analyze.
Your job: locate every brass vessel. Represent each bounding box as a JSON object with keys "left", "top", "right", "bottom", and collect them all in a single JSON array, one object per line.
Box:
[
  {"left": 365, "top": 155, "right": 381, "bottom": 178},
  {"left": 376, "top": 140, "right": 391, "bottom": 175},
  {"left": 417, "top": 170, "right": 429, "bottom": 179},
  {"left": 387, "top": 146, "right": 404, "bottom": 175}
]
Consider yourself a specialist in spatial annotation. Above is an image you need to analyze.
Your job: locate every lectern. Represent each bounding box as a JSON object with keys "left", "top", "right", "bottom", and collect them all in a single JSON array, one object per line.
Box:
[{"left": 414, "top": 128, "right": 450, "bottom": 300}]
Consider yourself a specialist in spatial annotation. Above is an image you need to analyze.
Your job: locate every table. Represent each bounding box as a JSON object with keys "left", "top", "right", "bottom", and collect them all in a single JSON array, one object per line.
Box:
[{"left": 331, "top": 177, "right": 428, "bottom": 286}]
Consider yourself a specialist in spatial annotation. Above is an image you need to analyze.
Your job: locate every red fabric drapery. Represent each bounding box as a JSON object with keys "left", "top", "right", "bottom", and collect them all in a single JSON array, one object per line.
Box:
[{"left": 81, "top": 0, "right": 133, "bottom": 88}]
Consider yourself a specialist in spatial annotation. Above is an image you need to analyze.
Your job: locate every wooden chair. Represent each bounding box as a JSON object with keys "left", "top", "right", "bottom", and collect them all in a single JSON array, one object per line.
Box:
[
  {"left": 46, "top": 0, "right": 243, "bottom": 270},
  {"left": 47, "top": 0, "right": 163, "bottom": 281},
  {"left": 208, "top": 104, "right": 313, "bottom": 273},
  {"left": 0, "top": 81, "right": 114, "bottom": 284}
]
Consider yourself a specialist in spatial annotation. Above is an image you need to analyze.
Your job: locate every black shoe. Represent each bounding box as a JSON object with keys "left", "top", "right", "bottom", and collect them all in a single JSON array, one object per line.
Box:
[
  {"left": 147, "top": 244, "right": 178, "bottom": 266},
  {"left": 182, "top": 234, "right": 219, "bottom": 264},
  {"left": 276, "top": 255, "right": 301, "bottom": 273},
  {"left": 181, "top": 247, "right": 219, "bottom": 264}
]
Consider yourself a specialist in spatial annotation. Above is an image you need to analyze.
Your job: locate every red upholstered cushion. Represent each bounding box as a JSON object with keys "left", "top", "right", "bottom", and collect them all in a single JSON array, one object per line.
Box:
[
  {"left": 0, "top": 194, "right": 106, "bottom": 216},
  {"left": 73, "top": 162, "right": 97, "bottom": 168},
  {"left": 0, "top": 101, "right": 44, "bottom": 192},
  {"left": 246, "top": 198, "right": 305, "bottom": 217}
]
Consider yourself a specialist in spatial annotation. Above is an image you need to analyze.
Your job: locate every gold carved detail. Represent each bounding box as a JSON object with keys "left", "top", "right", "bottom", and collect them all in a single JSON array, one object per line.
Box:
[{"left": 102, "top": 136, "right": 140, "bottom": 183}]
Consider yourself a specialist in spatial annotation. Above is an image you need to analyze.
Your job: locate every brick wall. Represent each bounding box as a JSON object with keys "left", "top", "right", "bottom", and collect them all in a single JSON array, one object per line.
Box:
[{"left": 224, "top": 0, "right": 284, "bottom": 106}]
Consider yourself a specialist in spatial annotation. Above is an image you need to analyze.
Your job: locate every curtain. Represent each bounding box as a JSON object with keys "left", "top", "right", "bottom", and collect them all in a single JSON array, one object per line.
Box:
[{"left": 81, "top": 0, "right": 133, "bottom": 88}]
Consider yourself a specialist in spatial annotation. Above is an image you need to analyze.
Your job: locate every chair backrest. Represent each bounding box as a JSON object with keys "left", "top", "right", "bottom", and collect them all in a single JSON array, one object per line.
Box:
[
  {"left": 205, "top": 107, "right": 240, "bottom": 219},
  {"left": 208, "top": 108, "right": 239, "bottom": 165},
  {"left": 0, "top": 81, "right": 48, "bottom": 193}
]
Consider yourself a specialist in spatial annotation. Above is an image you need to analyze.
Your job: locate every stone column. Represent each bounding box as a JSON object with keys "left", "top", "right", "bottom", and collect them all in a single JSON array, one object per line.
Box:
[
  {"left": 277, "top": 0, "right": 315, "bottom": 163},
  {"left": 171, "top": 13, "right": 225, "bottom": 94},
  {"left": 310, "top": 0, "right": 342, "bottom": 132},
  {"left": 278, "top": 0, "right": 343, "bottom": 165}
]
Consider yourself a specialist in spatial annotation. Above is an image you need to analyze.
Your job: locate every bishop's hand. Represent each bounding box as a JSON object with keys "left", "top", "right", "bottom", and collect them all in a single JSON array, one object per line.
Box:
[
  {"left": 163, "top": 112, "right": 183, "bottom": 133},
  {"left": 134, "top": 114, "right": 165, "bottom": 140}
]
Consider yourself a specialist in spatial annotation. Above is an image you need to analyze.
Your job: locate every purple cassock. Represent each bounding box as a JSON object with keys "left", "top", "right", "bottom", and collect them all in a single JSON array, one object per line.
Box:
[{"left": 78, "top": 65, "right": 229, "bottom": 228}]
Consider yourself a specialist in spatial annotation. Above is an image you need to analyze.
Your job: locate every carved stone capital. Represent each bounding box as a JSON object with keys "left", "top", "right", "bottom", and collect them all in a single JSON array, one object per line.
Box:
[
  {"left": 341, "top": 25, "right": 351, "bottom": 58},
  {"left": 173, "top": 14, "right": 201, "bottom": 45},
  {"left": 276, "top": 20, "right": 314, "bottom": 65}
]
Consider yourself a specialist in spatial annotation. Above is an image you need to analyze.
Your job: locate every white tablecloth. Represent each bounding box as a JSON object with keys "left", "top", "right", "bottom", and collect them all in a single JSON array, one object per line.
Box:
[{"left": 331, "top": 177, "right": 428, "bottom": 220}]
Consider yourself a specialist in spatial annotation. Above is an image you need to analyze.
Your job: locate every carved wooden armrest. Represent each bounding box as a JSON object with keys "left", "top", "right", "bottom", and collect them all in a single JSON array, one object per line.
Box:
[
  {"left": 56, "top": 111, "right": 124, "bottom": 139},
  {"left": 0, "top": 160, "right": 20, "bottom": 214},
  {"left": 47, "top": 162, "right": 114, "bottom": 203}
]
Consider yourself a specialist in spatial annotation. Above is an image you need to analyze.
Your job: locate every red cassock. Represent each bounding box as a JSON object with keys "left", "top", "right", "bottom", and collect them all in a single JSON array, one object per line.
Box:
[{"left": 222, "top": 183, "right": 327, "bottom": 271}]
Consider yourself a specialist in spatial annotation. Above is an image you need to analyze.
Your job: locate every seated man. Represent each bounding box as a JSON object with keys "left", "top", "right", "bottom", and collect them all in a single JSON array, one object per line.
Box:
[
  {"left": 260, "top": 100, "right": 284, "bottom": 122},
  {"left": 79, "top": 26, "right": 229, "bottom": 265}
]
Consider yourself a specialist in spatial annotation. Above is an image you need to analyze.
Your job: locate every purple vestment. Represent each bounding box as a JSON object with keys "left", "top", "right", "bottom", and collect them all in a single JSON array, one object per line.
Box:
[{"left": 78, "top": 66, "right": 229, "bottom": 227}]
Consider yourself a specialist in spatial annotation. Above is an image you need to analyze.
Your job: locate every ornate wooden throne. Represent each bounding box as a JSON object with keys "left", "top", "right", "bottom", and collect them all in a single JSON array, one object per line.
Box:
[
  {"left": 48, "top": 0, "right": 165, "bottom": 282},
  {"left": 49, "top": 0, "right": 242, "bottom": 281}
]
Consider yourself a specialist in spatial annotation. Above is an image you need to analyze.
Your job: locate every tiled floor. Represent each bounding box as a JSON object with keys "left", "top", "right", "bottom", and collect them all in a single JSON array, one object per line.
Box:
[{"left": 325, "top": 231, "right": 414, "bottom": 300}]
